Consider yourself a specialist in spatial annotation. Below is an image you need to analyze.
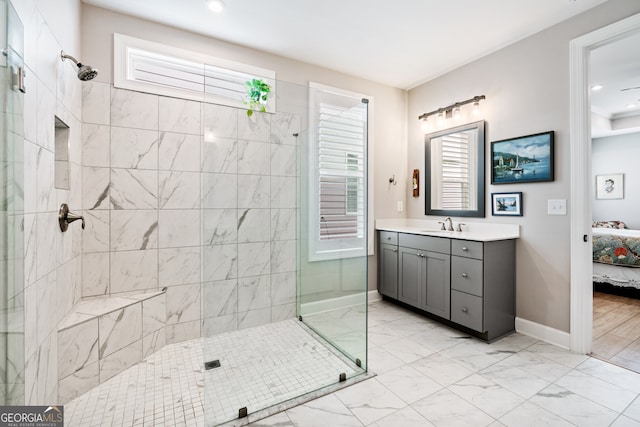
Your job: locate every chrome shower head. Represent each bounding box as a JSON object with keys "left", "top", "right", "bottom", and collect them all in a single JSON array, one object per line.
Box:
[{"left": 61, "top": 50, "right": 98, "bottom": 81}]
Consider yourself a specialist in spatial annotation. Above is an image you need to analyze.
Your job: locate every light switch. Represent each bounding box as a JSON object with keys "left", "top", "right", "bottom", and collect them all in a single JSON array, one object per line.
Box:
[
  {"left": 397, "top": 201, "right": 403, "bottom": 212},
  {"left": 548, "top": 199, "right": 567, "bottom": 215}
]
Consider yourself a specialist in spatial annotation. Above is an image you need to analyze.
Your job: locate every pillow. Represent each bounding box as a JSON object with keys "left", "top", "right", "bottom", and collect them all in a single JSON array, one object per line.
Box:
[{"left": 592, "top": 220, "right": 627, "bottom": 229}]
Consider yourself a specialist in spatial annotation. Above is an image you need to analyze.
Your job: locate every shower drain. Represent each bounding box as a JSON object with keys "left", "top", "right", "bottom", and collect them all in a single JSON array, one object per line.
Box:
[{"left": 204, "top": 360, "right": 221, "bottom": 370}]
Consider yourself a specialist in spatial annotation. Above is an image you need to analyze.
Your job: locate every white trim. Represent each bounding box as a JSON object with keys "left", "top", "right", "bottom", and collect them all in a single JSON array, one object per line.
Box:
[
  {"left": 569, "top": 12, "right": 640, "bottom": 355},
  {"left": 515, "top": 317, "right": 571, "bottom": 350}
]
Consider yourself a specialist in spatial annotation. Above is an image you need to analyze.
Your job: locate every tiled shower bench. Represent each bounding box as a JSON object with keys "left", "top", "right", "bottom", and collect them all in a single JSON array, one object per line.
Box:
[{"left": 57, "top": 289, "right": 167, "bottom": 403}]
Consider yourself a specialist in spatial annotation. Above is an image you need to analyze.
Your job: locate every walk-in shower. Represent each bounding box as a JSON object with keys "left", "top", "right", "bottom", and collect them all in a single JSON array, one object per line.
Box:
[
  {"left": 1, "top": 4, "right": 368, "bottom": 420},
  {"left": 62, "top": 78, "right": 370, "bottom": 426}
]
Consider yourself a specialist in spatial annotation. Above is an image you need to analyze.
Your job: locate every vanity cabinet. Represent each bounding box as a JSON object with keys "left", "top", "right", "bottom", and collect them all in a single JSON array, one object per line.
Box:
[
  {"left": 379, "top": 244, "right": 399, "bottom": 299},
  {"left": 398, "top": 240, "right": 450, "bottom": 319},
  {"left": 377, "top": 231, "right": 515, "bottom": 342}
]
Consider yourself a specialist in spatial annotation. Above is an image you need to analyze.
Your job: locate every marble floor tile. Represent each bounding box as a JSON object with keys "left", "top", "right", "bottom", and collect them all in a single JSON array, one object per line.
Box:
[
  {"left": 410, "top": 353, "right": 475, "bottom": 387},
  {"left": 378, "top": 336, "right": 436, "bottom": 364},
  {"left": 412, "top": 388, "right": 495, "bottom": 427},
  {"left": 530, "top": 384, "right": 619, "bottom": 426},
  {"left": 576, "top": 357, "right": 640, "bottom": 393},
  {"left": 366, "top": 345, "right": 405, "bottom": 374},
  {"left": 334, "top": 378, "right": 406, "bottom": 425},
  {"left": 554, "top": 369, "right": 637, "bottom": 412},
  {"left": 449, "top": 373, "right": 524, "bottom": 418},
  {"left": 624, "top": 396, "right": 640, "bottom": 422},
  {"left": 285, "top": 394, "right": 363, "bottom": 427},
  {"left": 376, "top": 364, "right": 442, "bottom": 404},
  {"left": 499, "top": 401, "right": 573, "bottom": 427},
  {"left": 61, "top": 299, "right": 640, "bottom": 427},
  {"left": 368, "top": 406, "right": 434, "bottom": 427},
  {"left": 479, "top": 364, "right": 551, "bottom": 399},
  {"left": 611, "top": 415, "right": 640, "bottom": 426}
]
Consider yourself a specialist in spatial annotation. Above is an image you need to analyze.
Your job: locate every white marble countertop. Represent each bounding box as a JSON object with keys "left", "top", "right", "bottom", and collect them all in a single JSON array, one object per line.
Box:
[{"left": 376, "top": 218, "right": 520, "bottom": 242}]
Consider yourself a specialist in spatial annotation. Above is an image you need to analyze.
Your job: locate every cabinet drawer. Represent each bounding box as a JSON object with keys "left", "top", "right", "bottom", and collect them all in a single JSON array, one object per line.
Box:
[
  {"left": 451, "top": 240, "right": 483, "bottom": 259},
  {"left": 379, "top": 231, "right": 398, "bottom": 245},
  {"left": 451, "top": 256, "right": 483, "bottom": 297},
  {"left": 451, "top": 290, "right": 484, "bottom": 332},
  {"left": 399, "top": 233, "right": 450, "bottom": 254}
]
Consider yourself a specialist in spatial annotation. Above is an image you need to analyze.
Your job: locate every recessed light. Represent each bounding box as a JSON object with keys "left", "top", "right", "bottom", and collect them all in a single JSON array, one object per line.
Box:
[
  {"left": 206, "top": 0, "right": 225, "bottom": 13},
  {"left": 591, "top": 84, "right": 603, "bottom": 91}
]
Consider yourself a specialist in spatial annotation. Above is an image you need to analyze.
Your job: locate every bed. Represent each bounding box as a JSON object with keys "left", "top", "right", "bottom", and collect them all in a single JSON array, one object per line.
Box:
[{"left": 592, "top": 221, "right": 640, "bottom": 291}]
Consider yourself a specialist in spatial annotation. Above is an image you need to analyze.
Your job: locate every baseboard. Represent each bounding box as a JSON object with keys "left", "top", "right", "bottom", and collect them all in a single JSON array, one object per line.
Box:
[
  {"left": 300, "top": 290, "right": 380, "bottom": 316},
  {"left": 368, "top": 289, "right": 382, "bottom": 302},
  {"left": 515, "top": 317, "right": 571, "bottom": 350}
]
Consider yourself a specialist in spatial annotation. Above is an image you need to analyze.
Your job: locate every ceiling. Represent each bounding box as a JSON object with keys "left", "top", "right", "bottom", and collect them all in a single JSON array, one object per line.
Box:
[
  {"left": 590, "top": 30, "right": 640, "bottom": 136},
  {"left": 81, "top": 0, "right": 609, "bottom": 90}
]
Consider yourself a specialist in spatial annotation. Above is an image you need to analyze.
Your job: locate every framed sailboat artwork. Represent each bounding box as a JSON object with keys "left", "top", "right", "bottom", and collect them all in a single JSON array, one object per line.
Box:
[{"left": 491, "top": 131, "right": 554, "bottom": 184}]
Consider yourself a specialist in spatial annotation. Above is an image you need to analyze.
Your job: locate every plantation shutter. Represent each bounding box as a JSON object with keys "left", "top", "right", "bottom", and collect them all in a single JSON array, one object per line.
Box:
[
  {"left": 115, "top": 34, "right": 275, "bottom": 109},
  {"left": 440, "top": 131, "right": 474, "bottom": 210},
  {"left": 318, "top": 102, "right": 366, "bottom": 240}
]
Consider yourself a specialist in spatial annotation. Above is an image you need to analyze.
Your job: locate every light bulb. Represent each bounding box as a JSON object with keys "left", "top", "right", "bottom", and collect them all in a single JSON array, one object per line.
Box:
[
  {"left": 207, "top": 0, "right": 225, "bottom": 13},
  {"left": 472, "top": 101, "right": 480, "bottom": 117},
  {"left": 453, "top": 107, "right": 461, "bottom": 122},
  {"left": 421, "top": 118, "right": 429, "bottom": 133}
]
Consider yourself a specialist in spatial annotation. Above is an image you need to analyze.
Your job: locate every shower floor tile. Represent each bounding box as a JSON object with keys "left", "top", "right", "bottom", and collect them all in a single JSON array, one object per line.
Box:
[{"left": 65, "top": 318, "right": 361, "bottom": 426}]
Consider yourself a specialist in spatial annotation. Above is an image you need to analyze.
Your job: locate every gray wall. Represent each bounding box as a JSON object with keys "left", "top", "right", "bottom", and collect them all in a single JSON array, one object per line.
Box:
[
  {"left": 407, "top": 0, "right": 640, "bottom": 333},
  {"left": 593, "top": 132, "right": 640, "bottom": 229}
]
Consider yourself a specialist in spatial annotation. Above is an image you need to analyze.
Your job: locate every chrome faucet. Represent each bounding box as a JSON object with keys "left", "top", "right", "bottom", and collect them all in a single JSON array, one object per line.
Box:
[{"left": 444, "top": 217, "right": 454, "bottom": 231}]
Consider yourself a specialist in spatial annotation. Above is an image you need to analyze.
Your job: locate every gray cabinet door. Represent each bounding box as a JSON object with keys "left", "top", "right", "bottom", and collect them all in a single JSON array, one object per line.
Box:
[
  {"left": 398, "top": 247, "right": 422, "bottom": 307},
  {"left": 379, "top": 243, "right": 398, "bottom": 298},
  {"left": 421, "top": 251, "right": 451, "bottom": 319}
]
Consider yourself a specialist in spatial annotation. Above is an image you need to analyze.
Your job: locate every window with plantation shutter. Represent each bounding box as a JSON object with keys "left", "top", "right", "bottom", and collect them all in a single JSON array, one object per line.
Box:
[
  {"left": 440, "top": 131, "right": 472, "bottom": 209},
  {"left": 309, "top": 83, "right": 369, "bottom": 261},
  {"left": 114, "top": 33, "right": 275, "bottom": 111}
]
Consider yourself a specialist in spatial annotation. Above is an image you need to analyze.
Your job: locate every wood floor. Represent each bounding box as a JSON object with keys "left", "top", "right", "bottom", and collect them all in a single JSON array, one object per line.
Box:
[{"left": 592, "top": 290, "right": 640, "bottom": 373}]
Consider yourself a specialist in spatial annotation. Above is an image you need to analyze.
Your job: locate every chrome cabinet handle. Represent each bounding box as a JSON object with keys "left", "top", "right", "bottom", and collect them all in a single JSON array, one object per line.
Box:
[
  {"left": 386, "top": 236, "right": 391, "bottom": 240},
  {"left": 462, "top": 307, "right": 468, "bottom": 313},
  {"left": 462, "top": 246, "right": 468, "bottom": 251},
  {"left": 462, "top": 273, "right": 468, "bottom": 278},
  {"left": 392, "top": 248, "right": 398, "bottom": 253}
]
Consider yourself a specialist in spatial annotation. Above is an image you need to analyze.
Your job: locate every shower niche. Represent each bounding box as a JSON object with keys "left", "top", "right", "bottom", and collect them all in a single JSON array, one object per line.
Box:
[{"left": 54, "top": 116, "right": 70, "bottom": 190}]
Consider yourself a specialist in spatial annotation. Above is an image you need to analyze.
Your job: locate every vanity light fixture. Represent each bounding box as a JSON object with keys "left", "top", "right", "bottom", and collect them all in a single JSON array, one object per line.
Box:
[
  {"left": 206, "top": 0, "right": 225, "bottom": 13},
  {"left": 418, "top": 95, "right": 486, "bottom": 126}
]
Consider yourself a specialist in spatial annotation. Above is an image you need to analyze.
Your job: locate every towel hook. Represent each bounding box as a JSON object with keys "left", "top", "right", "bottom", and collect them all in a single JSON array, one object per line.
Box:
[{"left": 388, "top": 175, "right": 397, "bottom": 185}]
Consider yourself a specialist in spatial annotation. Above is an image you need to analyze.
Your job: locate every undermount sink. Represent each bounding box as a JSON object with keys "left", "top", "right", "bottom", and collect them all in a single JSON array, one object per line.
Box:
[{"left": 421, "top": 229, "right": 454, "bottom": 234}]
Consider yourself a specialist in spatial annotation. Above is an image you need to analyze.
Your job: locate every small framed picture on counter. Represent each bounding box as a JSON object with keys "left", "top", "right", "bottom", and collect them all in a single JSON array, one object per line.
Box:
[{"left": 491, "top": 192, "right": 523, "bottom": 216}]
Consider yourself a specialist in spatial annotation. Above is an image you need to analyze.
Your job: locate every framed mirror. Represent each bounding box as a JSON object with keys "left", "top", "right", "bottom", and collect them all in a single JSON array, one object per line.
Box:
[{"left": 425, "top": 120, "right": 485, "bottom": 217}]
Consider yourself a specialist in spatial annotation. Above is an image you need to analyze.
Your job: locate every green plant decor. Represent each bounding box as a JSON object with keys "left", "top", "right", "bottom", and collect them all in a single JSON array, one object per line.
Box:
[{"left": 244, "top": 79, "right": 271, "bottom": 117}]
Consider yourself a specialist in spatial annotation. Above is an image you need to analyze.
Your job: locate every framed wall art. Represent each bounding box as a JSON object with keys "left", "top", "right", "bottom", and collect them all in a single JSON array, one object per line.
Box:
[
  {"left": 491, "top": 192, "right": 523, "bottom": 216},
  {"left": 595, "top": 173, "right": 624, "bottom": 199},
  {"left": 491, "top": 131, "right": 554, "bottom": 184}
]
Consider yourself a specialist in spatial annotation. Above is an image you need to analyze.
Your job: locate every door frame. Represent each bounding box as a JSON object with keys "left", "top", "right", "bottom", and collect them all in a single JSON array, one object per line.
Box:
[{"left": 569, "top": 12, "right": 640, "bottom": 354}]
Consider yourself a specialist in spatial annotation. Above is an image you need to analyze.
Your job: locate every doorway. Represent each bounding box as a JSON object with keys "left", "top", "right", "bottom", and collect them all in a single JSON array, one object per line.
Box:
[{"left": 570, "top": 12, "right": 640, "bottom": 356}]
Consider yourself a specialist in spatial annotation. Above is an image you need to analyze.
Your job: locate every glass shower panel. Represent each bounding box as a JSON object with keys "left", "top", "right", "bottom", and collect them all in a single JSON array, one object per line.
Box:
[
  {"left": 297, "top": 91, "right": 368, "bottom": 371},
  {"left": 0, "top": 0, "right": 25, "bottom": 405},
  {"left": 201, "top": 79, "right": 367, "bottom": 426}
]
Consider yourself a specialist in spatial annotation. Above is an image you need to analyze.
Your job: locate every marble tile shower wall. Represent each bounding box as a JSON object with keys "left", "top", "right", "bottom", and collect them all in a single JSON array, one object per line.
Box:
[
  {"left": 81, "top": 82, "right": 299, "bottom": 344},
  {"left": 16, "top": 1, "right": 84, "bottom": 405}
]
